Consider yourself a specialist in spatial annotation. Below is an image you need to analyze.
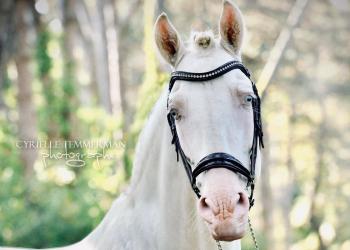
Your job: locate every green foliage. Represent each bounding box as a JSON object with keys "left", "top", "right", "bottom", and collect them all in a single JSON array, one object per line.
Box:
[
  {"left": 36, "top": 30, "right": 52, "bottom": 77},
  {"left": 0, "top": 27, "right": 126, "bottom": 248},
  {"left": 2, "top": 70, "right": 11, "bottom": 90},
  {"left": 36, "top": 29, "right": 56, "bottom": 139},
  {"left": 60, "top": 41, "right": 76, "bottom": 140},
  {"left": 0, "top": 183, "right": 94, "bottom": 248},
  {"left": 0, "top": 113, "right": 26, "bottom": 246},
  {"left": 35, "top": 28, "right": 77, "bottom": 140},
  {"left": 0, "top": 103, "right": 126, "bottom": 247}
]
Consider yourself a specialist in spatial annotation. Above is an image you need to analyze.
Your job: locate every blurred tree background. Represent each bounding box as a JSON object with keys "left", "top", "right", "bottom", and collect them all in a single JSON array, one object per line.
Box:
[{"left": 0, "top": 0, "right": 349, "bottom": 249}]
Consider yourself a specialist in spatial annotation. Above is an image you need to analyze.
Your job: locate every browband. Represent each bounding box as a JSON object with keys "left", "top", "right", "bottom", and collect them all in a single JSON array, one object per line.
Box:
[{"left": 169, "top": 60, "right": 250, "bottom": 92}]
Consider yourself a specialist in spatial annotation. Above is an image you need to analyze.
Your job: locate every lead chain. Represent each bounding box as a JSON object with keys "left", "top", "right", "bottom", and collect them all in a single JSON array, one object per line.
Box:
[
  {"left": 248, "top": 217, "right": 259, "bottom": 250},
  {"left": 216, "top": 240, "right": 223, "bottom": 250}
]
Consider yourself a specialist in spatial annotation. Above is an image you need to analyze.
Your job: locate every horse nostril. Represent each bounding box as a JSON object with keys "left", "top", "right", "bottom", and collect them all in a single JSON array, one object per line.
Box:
[
  {"left": 198, "top": 196, "right": 221, "bottom": 223},
  {"left": 238, "top": 193, "right": 244, "bottom": 204},
  {"left": 237, "top": 192, "right": 249, "bottom": 208},
  {"left": 198, "top": 196, "right": 220, "bottom": 216},
  {"left": 199, "top": 197, "right": 210, "bottom": 210}
]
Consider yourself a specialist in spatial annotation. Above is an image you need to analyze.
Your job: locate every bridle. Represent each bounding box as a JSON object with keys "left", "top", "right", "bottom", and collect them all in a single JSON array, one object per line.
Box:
[
  {"left": 167, "top": 60, "right": 264, "bottom": 209},
  {"left": 166, "top": 60, "right": 264, "bottom": 250}
]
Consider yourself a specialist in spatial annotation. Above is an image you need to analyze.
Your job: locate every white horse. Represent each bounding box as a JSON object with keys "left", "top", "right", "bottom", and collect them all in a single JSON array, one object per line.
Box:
[{"left": 1, "top": 1, "right": 261, "bottom": 249}]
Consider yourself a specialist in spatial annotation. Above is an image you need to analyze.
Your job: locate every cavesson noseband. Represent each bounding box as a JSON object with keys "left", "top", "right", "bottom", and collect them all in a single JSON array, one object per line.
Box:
[{"left": 167, "top": 60, "right": 264, "bottom": 209}]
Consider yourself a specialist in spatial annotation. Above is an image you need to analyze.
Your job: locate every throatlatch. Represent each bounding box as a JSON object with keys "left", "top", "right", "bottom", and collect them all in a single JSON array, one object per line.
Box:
[{"left": 166, "top": 60, "right": 264, "bottom": 209}]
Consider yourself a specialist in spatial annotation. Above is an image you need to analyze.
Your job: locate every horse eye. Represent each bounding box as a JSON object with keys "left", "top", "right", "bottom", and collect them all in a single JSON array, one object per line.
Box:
[
  {"left": 169, "top": 108, "right": 181, "bottom": 120},
  {"left": 244, "top": 95, "right": 253, "bottom": 103}
]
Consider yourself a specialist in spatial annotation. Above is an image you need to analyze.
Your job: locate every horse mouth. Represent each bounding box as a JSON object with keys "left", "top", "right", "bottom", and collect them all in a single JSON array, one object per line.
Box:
[
  {"left": 206, "top": 216, "right": 247, "bottom": 241},
  {"left": 212, "top": 232, "right": 243, "bottom": 241}
]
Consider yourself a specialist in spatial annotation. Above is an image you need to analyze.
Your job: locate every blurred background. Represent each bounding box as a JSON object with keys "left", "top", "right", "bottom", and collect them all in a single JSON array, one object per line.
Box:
[{"left": 0, "top": 0, "right": 349, "bottom": 249}]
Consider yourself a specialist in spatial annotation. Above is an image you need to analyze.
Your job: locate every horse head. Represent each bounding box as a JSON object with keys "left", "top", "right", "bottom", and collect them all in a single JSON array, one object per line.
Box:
[{"left": 154, "top": 0, "right": 263, "bottom": 242}]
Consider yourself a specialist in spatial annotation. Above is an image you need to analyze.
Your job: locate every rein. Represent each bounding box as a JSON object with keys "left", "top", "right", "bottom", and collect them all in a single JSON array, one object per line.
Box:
[{"left": 166, "top": 60, "right": 263, "bottom": 250}]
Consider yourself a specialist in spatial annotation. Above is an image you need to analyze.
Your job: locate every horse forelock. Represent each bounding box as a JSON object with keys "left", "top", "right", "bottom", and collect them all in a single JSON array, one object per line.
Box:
[{"left": 189, "top": 30, "right": 216, "bottom": 51}]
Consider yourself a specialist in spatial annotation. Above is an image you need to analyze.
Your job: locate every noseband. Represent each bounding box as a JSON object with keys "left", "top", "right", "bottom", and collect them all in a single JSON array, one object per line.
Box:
[{"left": 167, "top": 60, "right": 264, "bottom": 209}]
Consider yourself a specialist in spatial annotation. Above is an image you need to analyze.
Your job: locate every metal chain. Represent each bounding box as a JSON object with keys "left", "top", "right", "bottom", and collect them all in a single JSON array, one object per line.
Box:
[
  {"left": 216, "top": 240, "right": 223, "bottom": 250},
  {"left": 248, "top": 217, "right": 259, "bottom": 250}
]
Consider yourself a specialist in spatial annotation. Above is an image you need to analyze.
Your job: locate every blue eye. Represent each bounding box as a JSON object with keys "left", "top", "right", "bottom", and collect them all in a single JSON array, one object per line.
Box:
[{"left": 244, "top": 95, "right": 253, "bottom": 103}]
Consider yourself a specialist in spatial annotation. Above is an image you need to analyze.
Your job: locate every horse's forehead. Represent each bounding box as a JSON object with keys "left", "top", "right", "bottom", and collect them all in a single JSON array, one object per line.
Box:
[
  {"left": 171, "top": 72, "right": 251, "bottom": 109},
  {"left": 176, "top": 47, "right": 235, "bottom": 72},
  {"left": 175, "top": 47, "right": 248, "bottom": 83},
  {"left": 172, "top": 46, "right": 251, "bottom": 96},
  {"left": 172, "top": 68, "right": 251, "bottom": 96}
]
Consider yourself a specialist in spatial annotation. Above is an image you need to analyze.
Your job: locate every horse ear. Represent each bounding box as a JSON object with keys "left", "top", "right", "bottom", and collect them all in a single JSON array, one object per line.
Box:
[
  {"left": 219, "top": 0, "right": 245, "bottom": 55},
  {"left": 154, "top": 13, "right": 184, "bottom": 66}
]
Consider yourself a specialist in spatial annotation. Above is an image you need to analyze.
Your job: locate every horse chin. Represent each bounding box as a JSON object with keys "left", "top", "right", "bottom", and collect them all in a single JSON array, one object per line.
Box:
[{"left": 206, "top": 217, "right": 247, "bottom": 242}]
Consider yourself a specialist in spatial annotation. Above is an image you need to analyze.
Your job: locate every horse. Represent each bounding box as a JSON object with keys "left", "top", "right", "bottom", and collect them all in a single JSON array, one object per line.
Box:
[{"left": 1, "top": 1, "right": 263, "bottom": 249}]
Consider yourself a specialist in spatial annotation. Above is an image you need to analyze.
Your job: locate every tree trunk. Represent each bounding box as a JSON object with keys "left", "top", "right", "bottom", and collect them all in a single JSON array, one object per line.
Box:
[
  {"left": 118, "top": 0, "right": 143, "bottom": 132},
  {"left": 61, "top": 0, "right": 80, "bottom": 140},
  {"left": 92, "top": 0, "right": 112, "bottom": 113},
  {"left": 14, "top": 0, "right": 37, "bottom": 178},
  {"left": 156, "top": 0, "right": 166, "bottom": 15},
  {"left": 0, "top": 0, "right": 16, "bottom": 111},
  {"left": 104, "top": 0, "right": 125, "bottom": 128},
  {"left": 74, "top": 0, "right": 98, "bottom": 107},
  {"left": 260, "top": 128, "right": 275, "bottom": 249},
  {"left": 259, "top": 0, "right": 311, "bottom": 101},
  {"left": 36, "top": 21, "right": 59, "bottom": 140},
  {"left": 309, "top": 45, "right": 330, "bottom": 250},
  {"left": 283, "top": 99, "right": 297, "bottom": 250},
  {"left": 309, "top": 102, "right": 327, "bottom": 250}
]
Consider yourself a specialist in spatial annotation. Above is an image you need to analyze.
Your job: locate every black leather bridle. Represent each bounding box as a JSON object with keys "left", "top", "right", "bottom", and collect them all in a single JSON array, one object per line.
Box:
[{"left": 166, "top": 60, "right": 264, "bottom": 209}]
